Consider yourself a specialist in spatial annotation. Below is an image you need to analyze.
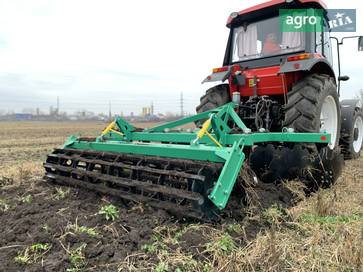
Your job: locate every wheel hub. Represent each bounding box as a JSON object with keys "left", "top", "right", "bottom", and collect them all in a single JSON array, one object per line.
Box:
[{"left": 320, "top": 95, "right": 338, "bottom": 149}]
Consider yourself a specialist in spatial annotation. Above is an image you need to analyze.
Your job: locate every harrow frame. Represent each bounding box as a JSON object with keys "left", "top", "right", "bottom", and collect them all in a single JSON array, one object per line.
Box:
[{"left": 59, "top": 102, "right": 330, "bottom": 210}]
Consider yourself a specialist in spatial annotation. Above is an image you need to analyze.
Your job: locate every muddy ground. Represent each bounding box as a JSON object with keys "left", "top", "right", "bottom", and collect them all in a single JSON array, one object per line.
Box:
[
  {"left": 0, "top": 176, "right": 295, "bottom": 272},
  {"left": 1, "top": 122, "right": 361, "bottom": 271}
]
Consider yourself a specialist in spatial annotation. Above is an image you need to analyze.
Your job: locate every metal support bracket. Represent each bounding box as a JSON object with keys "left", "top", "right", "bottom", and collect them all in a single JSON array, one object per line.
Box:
[{"left": 209, "top": 138, "right": 245, "bottom": 209}]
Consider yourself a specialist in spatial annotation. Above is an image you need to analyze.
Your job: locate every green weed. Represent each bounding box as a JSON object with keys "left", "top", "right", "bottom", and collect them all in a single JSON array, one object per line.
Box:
[
  {"left": 55, "top": 187, "right": 70, "bottom": 200},
  {"left": 299, "top": 214, "right": 363, "bottom": 224},
  {"left": 78, "top": 226, "right": 97, "bottom": 237},
  {"left": 66, "top": 244, "right": 87, "bottom": 272},
  {"left": 262, "top": 204, "right": 289, "bottom": 225},
  {"left": 206, "top": 234, "right": 235, "bottom": 255},
  {"left": 141, "top": 243, "right": 157, "bottom": 253},
  {"left": 67, "top": 221, "right": 98, "bottom": 237},
  {"left": 19, "top": 195, "right": 33, "bottom": 204},
  {"left": 226, "top": 223, "right": 242, "bottom": 233},
  {"left": 14, "top": 243, "right": 51, "bottom": 265},
  {"left": 0, "top": 199, "right": 10, "bottom": 212},
  {"left": 98, "top": 204, "right": 119, "bottom": 221},
  {"left": 155, "top": 261, "right": 168, "bottom": 272}
]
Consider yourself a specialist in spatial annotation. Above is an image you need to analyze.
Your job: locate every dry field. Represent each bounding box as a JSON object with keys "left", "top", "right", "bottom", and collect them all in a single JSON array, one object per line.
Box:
[{"left": 0, "top": 121, "right": 362, "bottom": 271}]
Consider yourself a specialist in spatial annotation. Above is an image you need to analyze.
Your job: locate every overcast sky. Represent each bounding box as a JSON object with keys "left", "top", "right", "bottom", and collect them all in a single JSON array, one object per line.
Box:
[{"left": 0, "top": 0, "right": 362, "bottom": 115}]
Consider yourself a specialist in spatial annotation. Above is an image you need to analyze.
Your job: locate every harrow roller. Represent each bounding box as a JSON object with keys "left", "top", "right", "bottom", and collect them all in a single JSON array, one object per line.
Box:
[{"left": 45, "top": 148, "right": 223, "bottom": 220}]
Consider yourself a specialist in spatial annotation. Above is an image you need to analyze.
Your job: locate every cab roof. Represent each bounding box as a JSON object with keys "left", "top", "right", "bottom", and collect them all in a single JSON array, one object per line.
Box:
[{"left": 227, "top": 0, "right": 327, "bottom": 27}]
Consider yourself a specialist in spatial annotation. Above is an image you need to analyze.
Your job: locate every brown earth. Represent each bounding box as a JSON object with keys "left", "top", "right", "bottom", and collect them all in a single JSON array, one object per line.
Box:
[
  {"left": 0, "top": 175, "right": 295, "bottom": 272},
  {"left": 0, "top": 121, "right": 362, "bottom": 271}
]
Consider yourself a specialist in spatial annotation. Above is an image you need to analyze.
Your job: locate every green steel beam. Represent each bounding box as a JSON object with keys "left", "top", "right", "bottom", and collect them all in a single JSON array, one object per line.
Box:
[
  {"left": 209, "top": 138, "right": 246, "bottom": 209},
  {"left": 63, "top": 135, "right": 79, "bottom": 148},
  {"left": 102, "top": 131, "right": 330, "bottom": 146},
  {"left": 145, "top": 112, "right": 208, "bottom": 133},
  {"left": 211, "top": 113, "right": 230, "bottom": 141},
  {"left": 66, "top": 140, "right": 228, "bottom": 163},
  {"left": 115, "top": 118, "right": 136, "bottom": 140},
  {"left": 223, "top": 132, "right": 331, "bottom": 145},
  {"left": 145, "top": 106, "right": 226, "bottom": 133},
  {"left": 226, "top": 105, "right": 248, "bottom": 131}
]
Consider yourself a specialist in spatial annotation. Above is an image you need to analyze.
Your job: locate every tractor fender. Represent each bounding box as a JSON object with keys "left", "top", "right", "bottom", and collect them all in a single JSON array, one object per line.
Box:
[
  {"left": 279, "top": 58, "right": 335, "bottom": 79},
  {"left": 340, "top": 99, "right": 362, "bottom": 137},
  {"left": 202, "top": 67, "right": 232, "bottom": 84}
]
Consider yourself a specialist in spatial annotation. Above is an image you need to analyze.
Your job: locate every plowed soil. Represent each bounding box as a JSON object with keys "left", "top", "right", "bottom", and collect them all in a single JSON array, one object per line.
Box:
[
  {"left": 2, "top": 121, "right": 360, "bottom": 271},
  {"left": 0, "top": 177, "right": 294, "bottom": 271}
]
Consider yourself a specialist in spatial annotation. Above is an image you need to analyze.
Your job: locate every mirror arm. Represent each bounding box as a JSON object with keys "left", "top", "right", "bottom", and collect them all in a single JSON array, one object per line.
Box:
[
  {"left": 330, "top": 36, "right": 341, "bottom": 96},
  {"left": 330, "top": 35, "right": 362, "bottom": 96},
  {"left": 340, "top": 35, "right": 362, "bottom": 45}
]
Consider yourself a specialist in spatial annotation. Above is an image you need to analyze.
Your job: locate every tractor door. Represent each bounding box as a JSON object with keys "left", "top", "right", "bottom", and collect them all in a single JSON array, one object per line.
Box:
[{"left": 315, "top": 20, "right": 334, "bottom": 66}]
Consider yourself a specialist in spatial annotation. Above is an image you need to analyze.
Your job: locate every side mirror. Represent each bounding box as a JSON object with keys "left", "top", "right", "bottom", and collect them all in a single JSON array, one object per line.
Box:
[
  {"left": 338, "top": 75, "right": 350, "bottom": 81},
  {"left": 359, "top": 36, "right": 363, "bottom": 51}
]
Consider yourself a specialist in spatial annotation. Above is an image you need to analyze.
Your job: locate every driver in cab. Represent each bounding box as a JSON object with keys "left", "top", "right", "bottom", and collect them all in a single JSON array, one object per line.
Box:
[{"left": 262, "top": 33, "right": 281, "bottom": 54}]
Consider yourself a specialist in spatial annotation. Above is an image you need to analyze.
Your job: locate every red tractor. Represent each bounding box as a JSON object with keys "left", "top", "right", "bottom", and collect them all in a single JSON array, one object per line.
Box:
[{"left": 197, "top": 0, "right": 363, "bottom": 185}]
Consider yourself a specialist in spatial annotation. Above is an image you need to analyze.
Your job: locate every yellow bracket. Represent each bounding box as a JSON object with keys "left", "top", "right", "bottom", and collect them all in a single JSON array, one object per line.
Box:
[
  {"left": 205, "top": 131, "right": 222, "bottom": 148},
  {"left": 101, "top": 121, "right": 124, "bottom": 136},
  {"left": 194, "top": 117, "right": 222, "bottom": 147},
  {"left": 110, "top": 129, "right": 124, "bottom": 137}
]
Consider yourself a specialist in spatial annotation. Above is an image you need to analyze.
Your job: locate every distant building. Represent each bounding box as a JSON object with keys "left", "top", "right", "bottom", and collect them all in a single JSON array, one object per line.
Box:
[
  {"left": 142, "top": 107, "right": 152, "bottom": 117},
  {"left": 15, "top": 113, "right": 32, "bottom": 121}
]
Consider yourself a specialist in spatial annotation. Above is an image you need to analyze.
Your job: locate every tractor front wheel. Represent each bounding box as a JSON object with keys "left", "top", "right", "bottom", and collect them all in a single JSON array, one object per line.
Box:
[{"left": 341, "top": 110, "right": 363, "bottom": 159}]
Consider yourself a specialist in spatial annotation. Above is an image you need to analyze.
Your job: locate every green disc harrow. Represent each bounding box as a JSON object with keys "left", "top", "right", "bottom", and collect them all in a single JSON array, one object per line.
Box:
[{"left": 44, "top": 102, "right": 332, "bottom": 220}]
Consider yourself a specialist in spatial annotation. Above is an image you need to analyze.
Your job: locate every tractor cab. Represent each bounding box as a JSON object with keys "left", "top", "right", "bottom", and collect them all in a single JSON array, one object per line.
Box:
[
  {"left": 229, "top": 15, "right": 305, "bottom": 64},
  {"left": 230, "top": 17, "right": 306, "bottom": 61},
  {"left": 224, "top": 0, "right": 332, "bottom": 70},
  {"left": 202, "top": 0, "right": 337, "bottom": 102}
]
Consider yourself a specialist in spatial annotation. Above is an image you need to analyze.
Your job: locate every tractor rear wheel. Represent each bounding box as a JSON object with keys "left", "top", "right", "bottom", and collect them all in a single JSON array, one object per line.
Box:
[
  {"left": 196, "top": 84, "right": 230, "bottom": 114},
  {"left": 250, "top": 74, "right": 344, "bottom": 186},
  {"left": 283, "top": 74, "right": 343, "bottom": 187},
  {"left": 284, "top": 74, "right": 341, "bottom": 149}
]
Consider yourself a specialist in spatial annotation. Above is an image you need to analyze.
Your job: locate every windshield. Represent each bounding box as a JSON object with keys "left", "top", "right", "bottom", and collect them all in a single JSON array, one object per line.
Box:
[{"left": 231, "top": 16, "right": 304, "bottom": 62}]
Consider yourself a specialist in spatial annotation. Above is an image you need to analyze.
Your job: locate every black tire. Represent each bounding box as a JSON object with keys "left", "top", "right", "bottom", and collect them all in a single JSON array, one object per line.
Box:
[
  {"left": 340, "top": 110, "right": 363, "bottom": 159},
  {"left": 282, "top": 74, "right": 344, "bottom": 188},
  {"left": 196, "top": 84, "right": 230, "bottom": 113},
  {"left": 283, "top": 74, "right": 341, "bottom": 148}
]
